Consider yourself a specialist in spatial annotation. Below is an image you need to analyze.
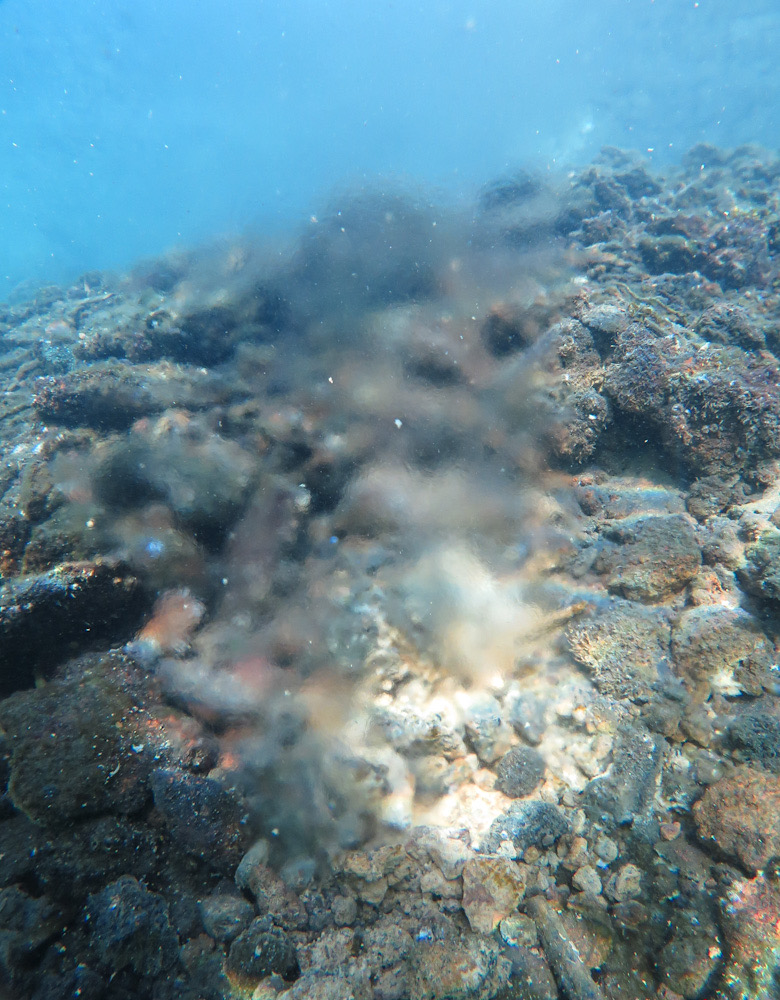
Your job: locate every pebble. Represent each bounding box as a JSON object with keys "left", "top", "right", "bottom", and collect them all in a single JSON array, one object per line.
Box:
[
  {"left": 463, "top": 696, "right": 515, "bottom": 765},
  {"left": 594, "top": 835, "right": 618, "bottom": 864},
  {"left": 331, "top": 894, "right": 358, "bottom": 927},
  {"left": 560, "top": 835, "right": 590, "bottom": 871},
  {"left": 581, "top": 724, "right": 664, "bottom": 826},
  {"left": 494, "top": 745, "right": 546, "bottom": 798},
  {"left": 481, "top": 801, "right": 570, "bottom": 856},
  {"left": 499, "top": 912, "right": 538, "bottom": 947},
  {"left": 671, "top": 605, "right": 772, "bottom": 699},
  {"left": 572, "top": 865, "right": 603, "bottom": 896},
  {"left": 605, "top": 864, "right": 643, "bottom": 902},
  {"left": 227, "top": 921, "right": 298, "bottom": 980},
  {"left": 504, "top": 690, "right": 547, "bottom": 745},
  {"left": 461, "top": 856, "right": 526, "bottom": 934},
  {"left": 198, "top": 893, "right": 255, "bottom": 943},
  {"left": 86, "top": 875, "right": 178, "bottom": 977},
  {"left": 727, "top": 710, "right": 780, "bottom": 772},
  {"left": 420, "top": 869, "right": 462, "bottom": 899},
  {"left": 504, "top": 944, "right": 559, "bottom": 1000},
  {"left": 405, "top": 827, "right": 471, "bottom": 880}
]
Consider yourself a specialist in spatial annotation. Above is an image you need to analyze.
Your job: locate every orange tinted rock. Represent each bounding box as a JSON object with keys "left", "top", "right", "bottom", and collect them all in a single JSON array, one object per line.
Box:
[
  {"left": 592, "top": 513, "right": 701, "bottom": 602},
  {"left": 671, "top": 605, "right": 771, "bottom": 699},
  {"left": 719, "top": 873, "right": 780, "bottom": 1000},
  {"left": 462, "top": 856, "right": 525, "bottom": 934},
  {"left": 693, "top": 765, "right": 780, "bottom": 873}
]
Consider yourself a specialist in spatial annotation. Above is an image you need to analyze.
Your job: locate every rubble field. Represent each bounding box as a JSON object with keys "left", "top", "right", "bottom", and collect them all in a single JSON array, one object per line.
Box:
[{"left": 2, "top": 145, "right": 780, "bottom": 1000}]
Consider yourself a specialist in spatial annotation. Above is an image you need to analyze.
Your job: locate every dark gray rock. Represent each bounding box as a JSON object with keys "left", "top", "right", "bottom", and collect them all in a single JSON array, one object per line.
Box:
[
  {"left": 0, "top": 560, "right": 144, "bottom": 695},
  {"left": 694, "top": 302, "right": 765, "bottom": 350},
  {"left": 226, "top": 919, "right": 298, "bottom": 979},
  {"left": 657, "top": 903, "right": 722, "bottom": 997},
  {"left": 741, "top": 528, "right": 780, "bottom": 603},
  {"left": 150, "top": 768, "right": 249, "bottom": 870},
  {"left": 481, "top": 801, "right": 570, "bottom": 855},
  {"left": 0, "top": 885, "right": 63, "bottom": 986},
  {"left": 581, "top": 725, "right": 666, "bottom": 828},
  {"left": 86, "top": 875, "right": 178, "bottom": 977},
  {"left": 578, "top": 303, "right": 628, "bottom": 354},
  {"left": 198, "top": 893, "right": 255, "bottom": 944},
  {"left": 503, "top": 944, "right": 559, "bottom": 999},
  {"left": 494, "top": 746, "right": 545, "bottom": 798},
  {"left": 36, "top": 816, "right": 161, "bottom": 900},
  {"left": 505, "top": 693, "right": 547, "bottom": 746},
  {"left": 0, "top": 656, "right": 151, "bottom": 826},
  {"left": 727, "top": 712, "right": 780, "bottom": 772},
  {"left": 92, "top": 423, "right": 254, "bottom": 544}
]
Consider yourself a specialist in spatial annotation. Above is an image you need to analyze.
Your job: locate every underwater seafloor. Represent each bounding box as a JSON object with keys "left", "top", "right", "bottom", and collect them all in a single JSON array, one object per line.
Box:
[{"left": 2, "top": 145, "right": 780, "bottom": 1000}]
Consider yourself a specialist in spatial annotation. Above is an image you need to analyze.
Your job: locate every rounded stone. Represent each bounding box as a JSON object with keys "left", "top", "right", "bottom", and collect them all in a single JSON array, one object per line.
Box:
[
  {"left": 494, "top": 746, "right": 545, "bottom": 798},
  {"left": 226, "top": 921, "right": 298, "bottom": 979},
  {"left": 606, "top": 864, "right": 643, "bottom": 902},
  {"left": 199, "top": 893, "right": 254, "bottom": 944},
  {"left": 572, "top": 865, "right": 603, "bottom": 896},
  {"left": 594, "top": 835, "right": 619, "bottom": 864}
]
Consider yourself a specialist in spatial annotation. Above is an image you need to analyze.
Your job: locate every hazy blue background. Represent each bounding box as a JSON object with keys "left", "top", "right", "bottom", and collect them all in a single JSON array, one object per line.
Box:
[{"left": 0, "top": 0, "right": 777, "bottom": 296}]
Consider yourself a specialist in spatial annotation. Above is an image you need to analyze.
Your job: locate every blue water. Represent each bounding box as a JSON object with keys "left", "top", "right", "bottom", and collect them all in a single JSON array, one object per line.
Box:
[{"left": 1, "top": 0, "right": 777, "bottom": 296}]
